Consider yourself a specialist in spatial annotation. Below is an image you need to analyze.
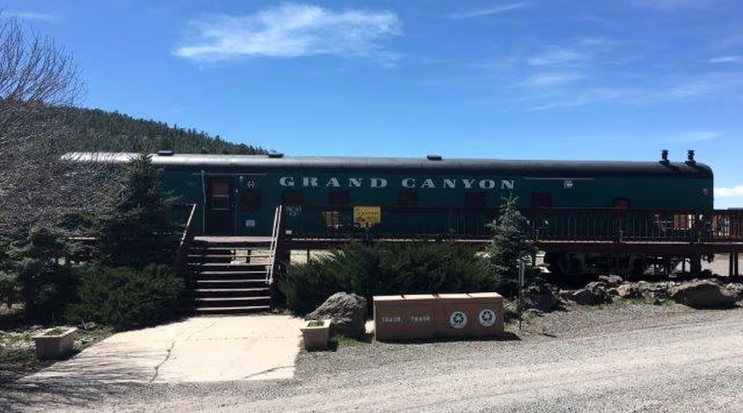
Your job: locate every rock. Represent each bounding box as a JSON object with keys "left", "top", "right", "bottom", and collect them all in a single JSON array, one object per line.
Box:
[
  {"left": 503, "top": 299, "right": 519, "bottom": 321},
  {"left": 669, "top": 280, "right": 739, "bottom": 309},
  {"left": 306, "top": 292, "right": 367, "bottom": 338},
  {"left": 598, "top": 275, "right": 624, "bottom": 287},
  {"left": 638, "top": 281, "right": 671, "bottom": 300},
  {"left": 523, "top": 308, "right": 544, "bottom": 318},
  {"left": 79, "top": 322, "right": 97, "bottom": 331},
  {"left": 616, "top": 283, "right": 637, "bottom": 298},
  {"left": 725, "top": 283, "right": 743, "bottom": 300},
  {"left": 521, "top": 285, "right": 562, "bottom": 312},
  {"left": 570, "top": 282, "right": 611, "bottom": 305}
]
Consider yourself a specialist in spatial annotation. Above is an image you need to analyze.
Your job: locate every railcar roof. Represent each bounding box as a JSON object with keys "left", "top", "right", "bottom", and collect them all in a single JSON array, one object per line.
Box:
[{"left": 64, "top": 152, "right": 713, "bottom": 179}]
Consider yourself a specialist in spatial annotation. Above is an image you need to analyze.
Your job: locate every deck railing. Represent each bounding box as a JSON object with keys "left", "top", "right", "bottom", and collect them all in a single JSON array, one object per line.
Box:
[{"left": 281, "top": 205, "right": 743, "bottom": 244}]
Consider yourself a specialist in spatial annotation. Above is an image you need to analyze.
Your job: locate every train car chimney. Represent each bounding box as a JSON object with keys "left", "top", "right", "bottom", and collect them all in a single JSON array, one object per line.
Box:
[
  {"left": 686, "top": 150, "right": 696, "bottom": 165},
  {"left": 660, "top": 149, "right": 669, "bottom": 165}
]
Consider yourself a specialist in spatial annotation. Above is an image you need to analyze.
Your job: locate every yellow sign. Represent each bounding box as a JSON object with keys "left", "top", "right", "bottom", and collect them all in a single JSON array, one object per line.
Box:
[{"left": 353, "top": 206, "right": 381, "bottom": 227}]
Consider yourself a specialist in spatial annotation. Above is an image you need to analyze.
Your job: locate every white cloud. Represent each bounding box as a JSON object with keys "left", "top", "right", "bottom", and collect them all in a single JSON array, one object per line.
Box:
[
  {"left": 520, "top": 72, "right": 583, "bottom": 88},
  {"left": 8, "top": 11, "right": 58, "bottom": 22},
  {"left": 715, "top": 185, "right": 743, "bottom": 197},
  {"left": 174, "top": 3, "right": 402, "bottom": 63},
  {"left": 630, "top": 0, "right": 723, "bottom": 10},
  {"left": 525, "top": 71, "right": 743, "bottom": 110},
  {"left": 449, "top": 3, "right": 531, "bottom": 20},
  {"left": 527, "top": 48, "right": 589, "bottom": 67},
  {"left": 671, "top": 130, "right": 725, "bottom": 142},
  {"left": 708, "top": 56, "right": 743, "bottom": 64}
]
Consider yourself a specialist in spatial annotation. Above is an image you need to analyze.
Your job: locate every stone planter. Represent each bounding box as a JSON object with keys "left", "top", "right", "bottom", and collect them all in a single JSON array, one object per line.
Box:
[
  {"left": 33, "top": 327, "right": 78, "bottom": 359},
  {"left": 301, "top": 319, "right": 331, "bottom": 350}
]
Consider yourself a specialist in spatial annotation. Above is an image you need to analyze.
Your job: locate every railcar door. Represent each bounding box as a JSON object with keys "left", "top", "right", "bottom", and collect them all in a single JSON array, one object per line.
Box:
[{"left": 206, "top": 178, "right": 235, "bottom": 235}]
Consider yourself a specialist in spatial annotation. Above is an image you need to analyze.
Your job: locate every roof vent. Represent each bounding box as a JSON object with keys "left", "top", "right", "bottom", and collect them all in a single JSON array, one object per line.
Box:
[
  {"left": 267, "top": 152, "right": 284, "bottom": 159},
  {"left": 659, "top": 149, "right": 669, "bottom": 165},
  {"left": 686, "top": 149, "right": 696, "bottom": 165},
  {"left": 157, "top": 150, "right": 174, "bottom": 156},
  {"left": 427, "top": 154, "right": 442, "bottom": 161}
]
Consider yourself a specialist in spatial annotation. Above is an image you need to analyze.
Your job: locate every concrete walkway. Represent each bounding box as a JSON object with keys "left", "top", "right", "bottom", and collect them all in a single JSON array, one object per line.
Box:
[{"left": 22, "top": 315, "right": 303, "bottom": 384}]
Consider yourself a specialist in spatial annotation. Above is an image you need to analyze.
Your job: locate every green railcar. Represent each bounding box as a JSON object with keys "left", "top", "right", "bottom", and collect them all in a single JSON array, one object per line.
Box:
[{"left": 81, "top": 152, "right": 714, "bottom": 239}]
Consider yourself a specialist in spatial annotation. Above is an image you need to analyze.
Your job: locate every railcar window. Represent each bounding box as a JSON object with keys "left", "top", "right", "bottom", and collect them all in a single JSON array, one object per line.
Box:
[
  {"left": 323, "top": 211, "right": 340, "bottom": 228},
  {"left": 613, "top": 198, "right": 631, "bottom": 209},
  {"left": 211, "top": 182, "right": 230, "bottom": 211},
  {"left": 465, "top": 192, "right": 485, "bottom": 207},
  {"left": 397, "top": 191, "right": 418, "bottom": 206},
  {"left": 328, "top": 190, "right": 349, "bottom": 206},
  {"left": 532, "top": 193, "right": 552, "bottom": 208},
  {"left": 674, "top": 214, "right": 693, "bottom": 230},
  {"left": 240, "top": 190, "right": 261, "bottom": 212},
  {"left": 282, "top": 190, "right": 304, "bottom": 206}
]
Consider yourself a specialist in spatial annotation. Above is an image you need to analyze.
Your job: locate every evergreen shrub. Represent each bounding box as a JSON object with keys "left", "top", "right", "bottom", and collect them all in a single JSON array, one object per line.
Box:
[
  {"left": 484, "top": 195, "right": 538, "bottom": 296},
  {"left": 279, "top": 242, "right": 493, "bottom": 315},
  {"left": 66, "top": 264, "right": 184, "bottom": 330},
  {"left": 7, "top": 227, "right": 77, "bottom": 321}
]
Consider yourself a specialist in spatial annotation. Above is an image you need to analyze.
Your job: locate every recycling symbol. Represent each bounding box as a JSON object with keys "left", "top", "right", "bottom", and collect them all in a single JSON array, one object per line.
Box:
[
  {"left": 449, "top": 311, "right": 467, "bottom": 329},
  {"left": 479, "top": 309, "right": 496, "bottom": 327},
  {"left": 246, "top": 179, "right": 256, "bottom": 188}
]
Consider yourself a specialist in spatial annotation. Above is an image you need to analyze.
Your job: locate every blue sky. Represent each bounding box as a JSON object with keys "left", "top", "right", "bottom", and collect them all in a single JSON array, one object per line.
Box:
[{"left": 5, "top": 0, "right": 743, "bottom": 207}]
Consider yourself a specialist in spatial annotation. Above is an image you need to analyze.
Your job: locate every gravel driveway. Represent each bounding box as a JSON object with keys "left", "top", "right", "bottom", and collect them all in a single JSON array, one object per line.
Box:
[{"left": 3, "top": 304, "right": 743, "bottom": 413}]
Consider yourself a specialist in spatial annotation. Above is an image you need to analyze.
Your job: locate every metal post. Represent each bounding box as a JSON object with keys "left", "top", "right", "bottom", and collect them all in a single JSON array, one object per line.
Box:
[
  {"left": 690, "top": 254, "right": 701, "bottom": 277},
  {"left": 518, "top": 259, "right": 525, "bottom": 331},
  {"left": 730, "top": 253, "right": 735, "bottom": 277}
]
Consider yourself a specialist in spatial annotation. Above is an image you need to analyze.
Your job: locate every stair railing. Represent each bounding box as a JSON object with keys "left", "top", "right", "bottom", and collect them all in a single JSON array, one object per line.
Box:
[
  {"left": 174, "top": 203, "right": 198, "bottom": 278},
  {"left": 266, "top": 204, "right": 285, "bottom": 286}
]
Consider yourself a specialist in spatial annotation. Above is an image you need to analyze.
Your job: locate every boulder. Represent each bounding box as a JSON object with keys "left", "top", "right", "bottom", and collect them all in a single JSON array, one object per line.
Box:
[
  {"left": 725, "top": 283, "right": 743, "bottom": 300},
  {"left": 598, "top": 275, "right": 624, "bottom": 287},
  {"left": 570, "top": 282, "right": 611, "bottom": 305},
  {"left": 669, "top": 280, "right": 739, "bottom": 309},
  {"left": 616, "top": 283, "right": 638, "bottom": 298},
  {"left": 521, "top": 285, "right": 562, "bottom": 312},
  {"left": 306, "top": 292, "right": 367, "bottom": 338},
  {"left": 637, "top": 281, "right": 672, "bottom": 301}
]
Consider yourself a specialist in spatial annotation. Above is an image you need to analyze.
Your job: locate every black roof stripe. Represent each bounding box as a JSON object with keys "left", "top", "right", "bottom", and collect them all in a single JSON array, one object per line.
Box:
[{"left": 65, "top": 153, "right": 714, "bottom": 179}]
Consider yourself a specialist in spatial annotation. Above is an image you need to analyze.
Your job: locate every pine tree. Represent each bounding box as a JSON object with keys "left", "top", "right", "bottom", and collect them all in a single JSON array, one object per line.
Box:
[
  {"left": 484, "top": 195, "right": 536, "bottom": 294},
  {"left": 7, "top": 227, "right": 76, "bottom": 320},
  {"left": 94, "top": 153, "right": 180, "bottom": 268}
]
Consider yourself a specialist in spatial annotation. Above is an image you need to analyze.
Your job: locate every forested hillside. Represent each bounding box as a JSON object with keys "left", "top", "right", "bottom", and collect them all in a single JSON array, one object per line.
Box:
[{"left": 50, "top": 106, "right": 268, "bottom": 154}]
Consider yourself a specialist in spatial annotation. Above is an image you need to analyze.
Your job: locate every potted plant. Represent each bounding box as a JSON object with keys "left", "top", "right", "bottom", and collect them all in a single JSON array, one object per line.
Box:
[
  {"left": 301, "top": 319, "right": 331, "bottom": 350},
  {"left": 33, "top": 326, "right": 78, "bottom": 359}
]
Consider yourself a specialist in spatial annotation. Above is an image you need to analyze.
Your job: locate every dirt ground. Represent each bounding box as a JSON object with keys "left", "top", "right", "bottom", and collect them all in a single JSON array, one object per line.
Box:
[{"left": 3, "top": 302, "right": 743, "bottom": 413}]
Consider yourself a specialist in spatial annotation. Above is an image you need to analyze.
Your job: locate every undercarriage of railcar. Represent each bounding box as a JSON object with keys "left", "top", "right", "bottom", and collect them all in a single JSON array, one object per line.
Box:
[{"left": 542, "top": 252, "right": 719, "bottom": 277}]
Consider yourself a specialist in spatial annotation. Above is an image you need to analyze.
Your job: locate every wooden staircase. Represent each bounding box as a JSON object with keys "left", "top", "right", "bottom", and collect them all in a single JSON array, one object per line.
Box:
[
  {"left": 174, "top": 206, "right": 286, "bottom": 315},
  {"left": 186, "top": 236, "right": 274, "bottom": 314}
]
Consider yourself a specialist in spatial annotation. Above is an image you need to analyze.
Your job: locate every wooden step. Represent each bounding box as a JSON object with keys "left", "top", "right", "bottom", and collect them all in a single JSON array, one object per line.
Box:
[
  {"left": 194, "top": 279, "right": 267, "bottom": 284},
  {"left": 188, "top": 263, "right": 267, "bottom": 269},
  {"left": 195, "top": 305, "right": 270, "bottom": 313},
  {"left": 195, "top": 296, "right": 271, "bottom": 302},
  {"left": 193, "top": 287, "right": 270, "bottom": 298},
  {"left": 198, "top": 270, "right": 265, "bottom": 275},
  {"left": 194, "top": 288, "right": 269, "bottom": 293}
]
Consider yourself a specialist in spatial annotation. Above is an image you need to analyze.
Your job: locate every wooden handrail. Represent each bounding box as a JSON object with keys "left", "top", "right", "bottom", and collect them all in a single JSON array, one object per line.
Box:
[
  {"left": 174, "top": 203, "right": 197, "bottom": 277},
  {"left": 266, "top": 204, "right": 284, "bottom": 286}
]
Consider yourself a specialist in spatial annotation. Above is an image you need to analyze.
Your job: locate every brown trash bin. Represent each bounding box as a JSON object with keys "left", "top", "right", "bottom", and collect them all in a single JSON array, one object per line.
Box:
[
  {"left": 373, "top": 294, "right": 438, "bottom": 341},
  {"left": 438, "top": 293, "right": 504, "bottom": 338},
  {"left": 373, "top": 292, "right": 504, "bottom": 341}
]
